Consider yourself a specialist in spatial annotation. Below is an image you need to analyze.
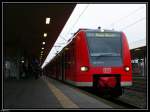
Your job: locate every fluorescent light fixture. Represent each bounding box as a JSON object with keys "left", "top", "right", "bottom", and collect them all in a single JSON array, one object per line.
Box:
[
  {"left": 135, "top": 48, "right": 141, "bottom": 51},
  {"left": 42, "top": 42, "right": 46, "bottom": 45},
  {"left": 46, "top": 17, "right": 50, "bottom": 24},
  {"left": 44, "top": 33, "right": 47, "bottom": 37}
]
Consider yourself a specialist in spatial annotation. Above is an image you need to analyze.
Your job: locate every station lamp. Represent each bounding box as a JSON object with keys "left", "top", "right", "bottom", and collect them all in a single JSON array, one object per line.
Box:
[
  {"left": 46, "top": 17, "right": 51, "bottom": 24},
  {"left": 135, "top": 48, "right": 141, "bottom": 51},
  {"left": 43, "top": 33, "right": 47, "bottom": 37},
  {"left": 40, "top": 56, "right": 42, "bottom": 59}
]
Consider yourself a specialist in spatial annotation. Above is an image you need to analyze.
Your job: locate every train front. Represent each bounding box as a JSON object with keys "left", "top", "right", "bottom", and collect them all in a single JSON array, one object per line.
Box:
[{"left": 84, "top": 30, "right": 132, "bottom": 96}]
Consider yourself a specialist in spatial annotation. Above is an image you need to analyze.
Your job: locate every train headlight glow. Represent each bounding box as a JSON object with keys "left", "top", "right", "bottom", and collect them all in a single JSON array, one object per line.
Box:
[
  {"left": 80, "top": 66, "right": 88, "bottom": 72},
  {"left": 125, "top": 66, "right": 130, "bottom": 72}
]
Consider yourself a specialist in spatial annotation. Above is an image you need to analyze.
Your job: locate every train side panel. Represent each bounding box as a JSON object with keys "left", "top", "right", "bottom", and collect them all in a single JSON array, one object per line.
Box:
[
  {"left": 120, "top": 32, "right": 132, "bottom": 86},
  {"left": 74, "top": 31, "right": 93, "bottom": 86},
  {"left": 63, "top": 40, "right": 77, "bottom": 84}
]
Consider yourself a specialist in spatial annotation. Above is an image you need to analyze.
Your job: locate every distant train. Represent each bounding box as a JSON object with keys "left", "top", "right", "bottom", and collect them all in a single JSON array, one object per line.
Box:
[{"left": 44, "top": 28, "right": 132, "bottom": 97}]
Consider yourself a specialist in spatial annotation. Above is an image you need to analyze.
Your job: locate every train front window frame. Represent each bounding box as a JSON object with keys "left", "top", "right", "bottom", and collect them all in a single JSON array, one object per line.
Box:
[{"left": 85, "top": 31, "right": 123, "bottom": 67}]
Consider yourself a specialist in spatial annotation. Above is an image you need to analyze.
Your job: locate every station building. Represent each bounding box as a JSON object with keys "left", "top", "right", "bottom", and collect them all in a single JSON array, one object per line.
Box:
[{"left": 129, "top": 38, "right": 147, "bottom": 77}]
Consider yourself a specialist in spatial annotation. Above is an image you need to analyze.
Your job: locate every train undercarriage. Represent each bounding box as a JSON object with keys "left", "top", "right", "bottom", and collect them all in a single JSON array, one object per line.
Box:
[{"left": 93, "top": 74, "right": 123, "bottom": 97}]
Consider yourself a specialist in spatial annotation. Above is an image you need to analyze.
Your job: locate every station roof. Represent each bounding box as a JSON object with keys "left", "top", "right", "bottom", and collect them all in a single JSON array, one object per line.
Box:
[
  {"left": 129, "top": 38, "right": 146, "bottom": 50},
  {"left": 3, "top": 3, "right": 76, "bottom": 63},
  {"left": 129, "top": 38, "right": 146, "bottom": 59}
]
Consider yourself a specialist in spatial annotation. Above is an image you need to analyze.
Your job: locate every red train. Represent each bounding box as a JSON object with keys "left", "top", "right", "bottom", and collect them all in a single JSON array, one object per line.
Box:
[{"left": 44, "top": 28, "right": 132, "bottom": 97}]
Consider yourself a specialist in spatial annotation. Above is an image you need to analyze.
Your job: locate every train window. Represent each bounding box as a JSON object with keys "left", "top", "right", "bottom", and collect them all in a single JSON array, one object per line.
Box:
[{"left": 86, "top": 32, "right": 123, "bottom": 66}]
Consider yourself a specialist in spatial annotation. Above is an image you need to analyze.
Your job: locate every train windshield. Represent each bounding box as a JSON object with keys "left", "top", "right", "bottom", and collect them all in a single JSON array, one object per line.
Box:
[{"left": 86, "top": 32, "right": 123, "bottom": 66}]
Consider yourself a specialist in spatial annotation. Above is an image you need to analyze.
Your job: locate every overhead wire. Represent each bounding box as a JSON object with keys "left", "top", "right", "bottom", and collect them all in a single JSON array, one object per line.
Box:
[
  {"left": 109, "top": 6, "right": 145, "bottom": 27},
  {"left": 66, "top": 4, "right": 89, "bottom": 36},
  {"left": 52, "top": 4, "right": 90, "bottom": 56},
  {"left": 120, "top": 17, "right": 146, "bottom": 30}
]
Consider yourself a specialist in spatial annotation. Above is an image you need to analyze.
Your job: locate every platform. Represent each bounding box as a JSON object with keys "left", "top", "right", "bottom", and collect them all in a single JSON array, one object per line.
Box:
[{"left": 3, "top": 76, "right": 113, "bottom": 109}]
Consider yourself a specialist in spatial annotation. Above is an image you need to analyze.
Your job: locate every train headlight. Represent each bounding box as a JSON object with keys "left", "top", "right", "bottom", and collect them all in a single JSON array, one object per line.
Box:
[
  {"left": 80, "top": 66, "right": 89, "bottom": 72},
  {"left": 124, "top": 66, "right": 130, "bottom": 72}
]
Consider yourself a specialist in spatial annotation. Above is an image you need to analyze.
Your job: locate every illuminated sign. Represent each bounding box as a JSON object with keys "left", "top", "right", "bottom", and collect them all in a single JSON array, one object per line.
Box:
[
  {"left": 87, "top": 32, "right": 120, "bottom": 37},
  {"left": 95, "top": 33, "right": 105, "bottom": 37}
]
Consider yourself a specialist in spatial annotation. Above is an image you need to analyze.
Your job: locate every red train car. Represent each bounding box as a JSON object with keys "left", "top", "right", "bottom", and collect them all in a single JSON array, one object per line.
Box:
[{"left": 45, "top": 29, "right": 132, "bottom": 96}]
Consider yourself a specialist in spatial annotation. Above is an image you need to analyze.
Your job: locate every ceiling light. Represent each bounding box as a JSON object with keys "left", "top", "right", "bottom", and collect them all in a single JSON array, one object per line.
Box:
[
  {"left": 46, "top": 17, "right": 51, "bottom": 24},
  {"left": 44, "top": 33, "right": 47, "bottom": 37},
  {"left": 135, "top": 48, "right": 141, "bottom": 51},
  {"left": 42, "top": 42, "right": 45, "bottom": 45},
  {"left": 41, "top": 51, "right": 43, "bottom": 53},
  {"left": 42, "top": 47, "right": 44, "bottom": 50}
]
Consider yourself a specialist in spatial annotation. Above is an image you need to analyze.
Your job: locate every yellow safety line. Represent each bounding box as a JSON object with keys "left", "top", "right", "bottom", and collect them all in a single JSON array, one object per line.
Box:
[{"left": 43, "top": 77, "right": 79, "bottom": 108}]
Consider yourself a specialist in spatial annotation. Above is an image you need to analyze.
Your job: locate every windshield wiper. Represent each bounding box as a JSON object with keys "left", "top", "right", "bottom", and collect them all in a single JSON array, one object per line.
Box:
[{"left": 91, "top": 52, "right": 120, "bottom": 57}]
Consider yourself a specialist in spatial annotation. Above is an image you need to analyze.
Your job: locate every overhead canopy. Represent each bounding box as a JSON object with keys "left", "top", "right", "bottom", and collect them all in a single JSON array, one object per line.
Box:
[
  {"left": 3, "top": 3, "right": 76, "bottom": 63},
  {"left": 130, "top": 46, "right": 146, "bottom": 60}
]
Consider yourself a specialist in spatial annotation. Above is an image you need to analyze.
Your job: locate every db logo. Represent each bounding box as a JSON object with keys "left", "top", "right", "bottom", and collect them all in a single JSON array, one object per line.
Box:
[{"left": 103, "top": 68, "right": 112, "bottom": 73}]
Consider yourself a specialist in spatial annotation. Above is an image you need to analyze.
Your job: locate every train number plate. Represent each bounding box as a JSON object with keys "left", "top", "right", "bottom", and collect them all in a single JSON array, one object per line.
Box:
[{"left": 103, "top": 68, "right": 112, "bottom": 73}]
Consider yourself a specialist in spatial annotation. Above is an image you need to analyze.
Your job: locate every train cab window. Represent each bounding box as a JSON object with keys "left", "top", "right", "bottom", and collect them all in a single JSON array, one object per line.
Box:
[{"left": 86, "top": 32, "right": 123, "bottom": 67}]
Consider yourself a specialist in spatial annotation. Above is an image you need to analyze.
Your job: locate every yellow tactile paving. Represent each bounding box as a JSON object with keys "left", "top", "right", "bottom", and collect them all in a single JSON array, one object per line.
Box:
[{"left": 43, "top": 78, "right": 79, "bottom": 108}]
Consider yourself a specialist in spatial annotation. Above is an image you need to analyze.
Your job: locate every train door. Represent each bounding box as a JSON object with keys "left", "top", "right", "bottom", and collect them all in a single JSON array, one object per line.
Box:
[
  {"left": 59, "top": 56, "right": 62, "bottom": 80},
  {"left": 64, "top": 47, "right": 70, "bottom": 81},
  {"left": 61, "top": 52, "right": 65, "bottom": 81},
  {"left": 69, "top": 43, "right": 75, "bottom": 80}
]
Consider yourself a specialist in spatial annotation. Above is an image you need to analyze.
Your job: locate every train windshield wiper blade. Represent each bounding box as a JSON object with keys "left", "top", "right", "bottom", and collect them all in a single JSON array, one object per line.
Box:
[{"left": 91, "top": 53, "right": 120, "bottom": 57}]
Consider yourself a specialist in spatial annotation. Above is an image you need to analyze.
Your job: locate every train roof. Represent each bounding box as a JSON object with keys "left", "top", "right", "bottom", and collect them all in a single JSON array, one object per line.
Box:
[{"left": 75, "top": 28, "right": 121, "bottom": 34}]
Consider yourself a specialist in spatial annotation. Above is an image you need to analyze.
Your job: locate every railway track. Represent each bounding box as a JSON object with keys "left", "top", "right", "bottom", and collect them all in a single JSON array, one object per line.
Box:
[
  {"left": 100, "top": 95, "right": 140, "bottom": 109},
  {"left": 81, "top": 88, "right": 140, "bottom": 109}
]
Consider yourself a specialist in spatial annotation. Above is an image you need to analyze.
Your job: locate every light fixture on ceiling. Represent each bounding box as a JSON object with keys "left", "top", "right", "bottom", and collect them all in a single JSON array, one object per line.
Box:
[
  {"left": 46, "top": 17, "right": 51, "bottom": 24},
  {"left": 43, "top": 33, "right": 47, "bottom": 37},
  {"left": 42, "top": 42, "right": 46, "bottom": 45},
  {"left": 42, "top": 47, "right": 44, "bottom": 50},
  {"left": 135, "top": 48, "right": 141, "bottom": 51}
]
